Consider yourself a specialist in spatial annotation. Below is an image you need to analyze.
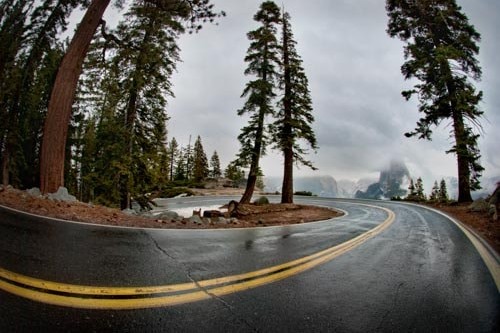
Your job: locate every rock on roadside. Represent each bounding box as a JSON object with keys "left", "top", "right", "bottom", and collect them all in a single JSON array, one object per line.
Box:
[{"left": 46, "top": 187, "right": 77, "bottom": 202}]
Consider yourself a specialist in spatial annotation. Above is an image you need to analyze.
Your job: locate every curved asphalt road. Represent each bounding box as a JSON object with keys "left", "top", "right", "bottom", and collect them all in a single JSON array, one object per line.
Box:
[{"left": 0, "top": 197, "right": 498, "bottom": 332}]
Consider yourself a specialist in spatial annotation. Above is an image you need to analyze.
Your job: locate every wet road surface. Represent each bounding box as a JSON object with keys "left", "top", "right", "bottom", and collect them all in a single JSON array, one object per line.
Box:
[{"left": 0, "top": 197, "right": 498, "bottom": 332}]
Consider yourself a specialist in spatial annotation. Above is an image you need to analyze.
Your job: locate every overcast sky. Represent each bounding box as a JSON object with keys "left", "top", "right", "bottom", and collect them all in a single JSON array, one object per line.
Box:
[{"left": 112, "top": 0, "right": 500, "bottom": 185}]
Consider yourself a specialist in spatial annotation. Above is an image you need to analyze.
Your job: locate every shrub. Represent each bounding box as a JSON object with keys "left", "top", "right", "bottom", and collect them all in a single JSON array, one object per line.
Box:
[
  {"left": 254, "top": 196, "right": 269, "bottom": 205},
  {"left": 294, "top": 191, "right": 314, "bottom": 196}
]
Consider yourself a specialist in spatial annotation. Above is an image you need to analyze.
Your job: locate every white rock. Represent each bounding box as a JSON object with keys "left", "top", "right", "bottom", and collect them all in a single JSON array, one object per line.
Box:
[{"left": 47, "top": 187, "right": 77, "bottom": 202}]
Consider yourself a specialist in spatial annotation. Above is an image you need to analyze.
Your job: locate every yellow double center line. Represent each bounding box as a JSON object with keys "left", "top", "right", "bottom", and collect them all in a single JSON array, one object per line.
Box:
[{"left": 0, "top": 205, "right": 395, "bottom": 310}]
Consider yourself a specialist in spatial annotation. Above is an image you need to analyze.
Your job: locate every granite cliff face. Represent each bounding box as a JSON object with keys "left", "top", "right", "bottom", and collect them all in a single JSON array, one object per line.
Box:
[
  {"left": 263, "top": 162, "right": 496, "bottom": 200},
  {"left": 355, "top": 160, "right": 411, "bottom": 200},
  {"left": 336, "top": 178, "right": 375, "bottom": 198}
]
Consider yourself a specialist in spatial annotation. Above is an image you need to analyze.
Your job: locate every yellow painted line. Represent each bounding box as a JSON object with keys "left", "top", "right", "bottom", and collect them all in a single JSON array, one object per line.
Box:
[
  {"left": 0, "top": 267, "right": 199, "bottom": 295},
  {"left": 0, "top": 204, "right": 395, "bottom": 309}
]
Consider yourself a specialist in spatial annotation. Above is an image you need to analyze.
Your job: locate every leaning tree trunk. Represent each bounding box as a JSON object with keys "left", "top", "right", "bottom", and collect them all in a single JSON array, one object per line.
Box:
[
  {"left": 240, "top": 111, "right": 265, "bottom": 204},
  {"left": 240, "top": 171, "right": 257, "bottom": 204},
  {"left": 39, "top": 0, "right": 111, "bottom": 194}
]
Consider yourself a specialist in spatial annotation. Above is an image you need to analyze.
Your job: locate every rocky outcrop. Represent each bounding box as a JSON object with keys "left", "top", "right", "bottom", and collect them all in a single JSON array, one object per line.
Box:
[{"left": 355, "top": 160, "right": 411, "bottom": 200}]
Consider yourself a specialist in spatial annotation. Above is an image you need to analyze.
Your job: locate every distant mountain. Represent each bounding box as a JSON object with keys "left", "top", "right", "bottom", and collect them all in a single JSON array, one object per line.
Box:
[
  {"left": 355, "top": 160, "right": 411, "bottom": 200},
  {"left": 264, "top": 175, "right": 338, "bottom": 198},
  {"left": 337, "top": 178, "right": 376, "bottom": 198},
  {"left": 474, "top": 177, "right": 500, "bottom": 199},
  {"left": 444, "top": 176, "right": 500, "bottom": 200}
]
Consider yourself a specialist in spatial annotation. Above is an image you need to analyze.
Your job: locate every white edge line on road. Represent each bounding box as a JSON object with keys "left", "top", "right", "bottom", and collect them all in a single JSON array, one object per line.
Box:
[{"left": 399, "top": 202, "right": 500, "bottom": 291}]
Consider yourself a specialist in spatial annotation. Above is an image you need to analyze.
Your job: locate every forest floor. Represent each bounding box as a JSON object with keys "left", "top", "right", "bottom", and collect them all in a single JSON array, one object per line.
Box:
[{"left": 0, "top": 186, "right": 497, "bottom": 253}]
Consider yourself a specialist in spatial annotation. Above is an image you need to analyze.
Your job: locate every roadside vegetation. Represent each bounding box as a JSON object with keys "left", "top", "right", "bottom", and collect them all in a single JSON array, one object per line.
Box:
[{"left": 0, "top": 1, "right": 491, "bottom": 227}]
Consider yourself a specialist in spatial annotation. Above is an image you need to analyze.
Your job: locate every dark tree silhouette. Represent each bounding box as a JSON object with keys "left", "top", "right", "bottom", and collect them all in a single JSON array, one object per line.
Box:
[{"left": 386, "top": 0, "right": 484, "bottom": 202}]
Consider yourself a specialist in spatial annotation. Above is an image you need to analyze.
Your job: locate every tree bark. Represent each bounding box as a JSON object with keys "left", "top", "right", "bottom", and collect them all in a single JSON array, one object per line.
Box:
[
  {"left": 281, "top": 14, "right": 294, "bottom": 204},
  {"left": 240, "top": 172, "right": 257, "bottom": 204},
  {"left": 442, "top": 63, "right": 473, "bottom": 203},
  {"left": 1, "top": 148, "right": 9, "bottom": 186},
  {"left": 240, "top": 66, "right": 267, "bottom": 203},
  {"left": 281, "top": 147, "right": 294, "bottom": 203},
  {"left": 39, "top": 0, "right": 111, "bottom": 194},
  {"left": 240, "top": 124, "right": 263, "bottom": 204},
  {"left": 452, "top": 111, "right": 473, "bottom": 202}
]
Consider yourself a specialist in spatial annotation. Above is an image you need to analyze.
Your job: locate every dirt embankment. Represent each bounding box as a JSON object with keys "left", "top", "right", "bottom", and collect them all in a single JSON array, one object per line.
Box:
[
  {"left": 0, "top": 187, "right": 340, "bottom": 229},
  {"left": 0, "top": 186, "right": 497, "bottom": 253}
]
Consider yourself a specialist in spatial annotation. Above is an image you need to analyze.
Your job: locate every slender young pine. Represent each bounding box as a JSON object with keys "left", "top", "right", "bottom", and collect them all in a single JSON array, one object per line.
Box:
[
  {"left": 236, "top": 1, "right": 281, "bottom": 204},
  {"left": 274, "top": 11, "right": 317, "bottom": 203}
]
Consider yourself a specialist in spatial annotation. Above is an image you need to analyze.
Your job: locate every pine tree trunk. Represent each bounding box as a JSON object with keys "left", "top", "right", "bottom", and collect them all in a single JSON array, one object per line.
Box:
[
  {"left": 281, "top": 147, "right": 294, "bottom": 203},
  {"left": 240, "top": 70, "right": 267, "bottom": 203},
  {"left": 443, "top": 62, "right": 473, "bottom": 203},
  {"left": 240, "top": 108, "right": 265, "bottom": 204},
  {"left": 39, "top": 0, "right": 110, "bottom": 194},
  {"left": 240, "top": 172, "right": 257, "bottom": 204},
  {"left": 281, "top": 16, "right": 294, "bottom": 204},
  {"left": 1, "top": 147, "right": 9, "bottom": 186},
  {"left": 452, "top": 111, "right": 473, "bottom": 202}
]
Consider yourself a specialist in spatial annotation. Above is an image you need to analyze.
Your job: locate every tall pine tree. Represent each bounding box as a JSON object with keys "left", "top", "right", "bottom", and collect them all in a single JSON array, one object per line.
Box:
[
  {"left": 210, "top": 151, "right": 221, "bottom": 179},
  {"left": 439, "top": 178, "right": 449, "bottom": 203},
  {"left": 236, "top": 1, "right": 281, "bottom": 204},
  {"left": 430, "top": 180, "right": 439, "bottom": 202},
  {"left": 386, "top": 0, "right": 484, "bottom": 202},
  {"left": 1, "top": 0, "right": 87, "bottom": 188},
  {"left": 415, "top": 177, "right": 426, "bottom": 201},
  {"left": 167, "top": 137, "right": 179, "bottom": 181},
  {"left": 111, "top": 0, "right": 179, "bottom": 209},
  {"left": 273, "top": 10, "right": 317, "bottom": 203},
  {"left": 192, "top": 135, "right": 209, "bottom": 183},
  {"left": 40, "top": 0, "right": 224, "bottom": 194}
]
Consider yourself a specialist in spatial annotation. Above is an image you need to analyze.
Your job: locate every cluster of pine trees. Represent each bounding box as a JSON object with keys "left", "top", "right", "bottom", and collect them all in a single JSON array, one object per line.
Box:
[
  {"left": 164, "top": 136, "right": 222, "bottom": 184},
  {"left": 0, "top": 0, "right": 83, "bottom": 190},
  {"left": 234, "top": 1, "right": 317, "bottom": 204},
  {"left": 404, "top": 178, "right": 449, "bottom": 203},
  {"left": 0, "top": 0, "right": 225, "bottom": 209}
]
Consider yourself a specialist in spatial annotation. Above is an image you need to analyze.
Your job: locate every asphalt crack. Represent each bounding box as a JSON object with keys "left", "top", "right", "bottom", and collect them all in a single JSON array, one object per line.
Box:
[
  {"left": 376, "top": 281, "right": 405, "bottom": 330},
  {"left": 186, "top": 270, "right": 259, "bottom": 332},
  {"left": 145, "top": 231, "right": 259, "bottom": 332}
]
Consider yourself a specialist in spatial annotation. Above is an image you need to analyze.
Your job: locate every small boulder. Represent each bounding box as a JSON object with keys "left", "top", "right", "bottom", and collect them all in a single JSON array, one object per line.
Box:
[
  {"left": 156, "top": 211, "right": 180, "bottom": 221},
  {"left": 468, "top": 199, "right": 490, "bottom": 213},
  {"left": 188, "top": 215, "right": 203, "bottom": 225},
  {"left": 26, "top": 187, "right": 42, "bottom": 197},
  {"left": 47, "top": 187, "right": 77, "bottom": 202},
  {"left": 216, "top": 217, "right": 228, "bottom": 224}
]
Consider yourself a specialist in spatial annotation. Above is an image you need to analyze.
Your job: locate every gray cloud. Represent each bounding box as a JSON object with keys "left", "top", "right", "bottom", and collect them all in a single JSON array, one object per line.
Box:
[{"left": 166, "top": 0, "right": 499, "bottom": 183}]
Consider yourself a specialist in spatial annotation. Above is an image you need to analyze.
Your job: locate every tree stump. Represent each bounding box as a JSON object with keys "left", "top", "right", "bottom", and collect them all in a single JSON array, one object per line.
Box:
[{"left": 228, "top": 200, "right": 239, "bottom": 217}]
